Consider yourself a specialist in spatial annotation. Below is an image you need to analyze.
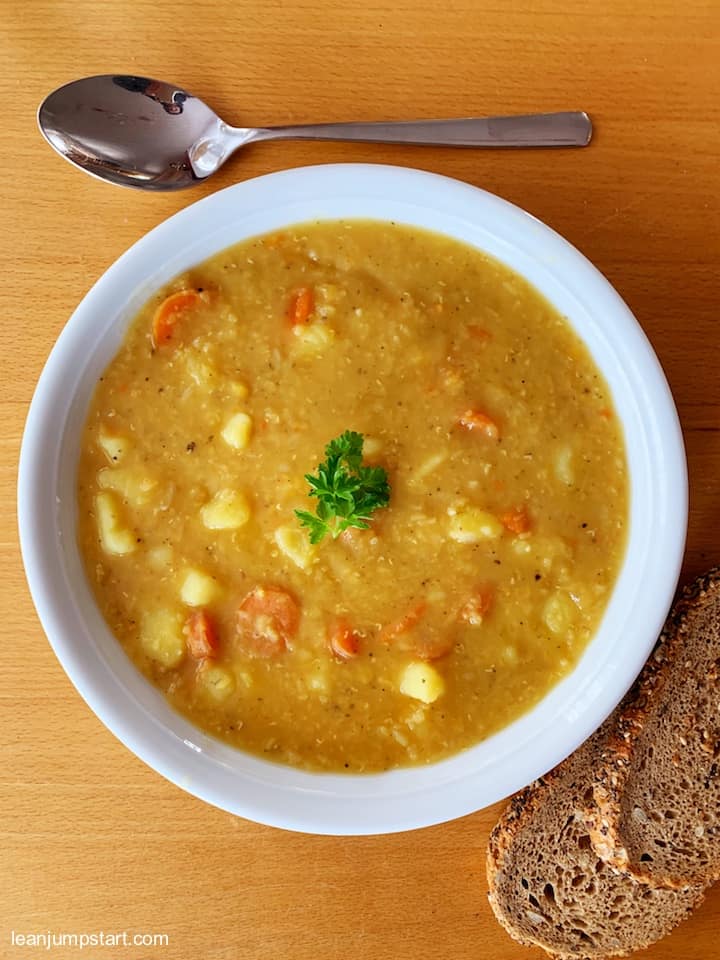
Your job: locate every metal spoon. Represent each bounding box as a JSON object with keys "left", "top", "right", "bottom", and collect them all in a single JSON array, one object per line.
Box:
[{"left": 38, "top": 75, "right": 592, "bottom": 192}]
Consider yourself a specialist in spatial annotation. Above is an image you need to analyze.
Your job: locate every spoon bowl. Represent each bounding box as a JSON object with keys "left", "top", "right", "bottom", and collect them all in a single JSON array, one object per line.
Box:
[
  {"left": 38, "top": 75, "right": 593, "bottom": 191},
  {"left": 38, "top": 76, "right": 215, "bottom": 189}
]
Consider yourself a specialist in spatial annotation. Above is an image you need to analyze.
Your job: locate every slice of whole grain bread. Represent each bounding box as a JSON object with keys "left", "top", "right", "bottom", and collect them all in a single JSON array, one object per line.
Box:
[
  {"left": 590, "top": 568, "right": 720, "bottom": 888},
  {"left": 486, "top": 720, "right": 705, "bottom": 959}
]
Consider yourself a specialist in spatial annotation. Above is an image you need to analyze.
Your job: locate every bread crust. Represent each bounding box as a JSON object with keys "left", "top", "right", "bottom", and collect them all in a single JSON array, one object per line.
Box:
[
  {"left": 486, "top": 780, "right": 551, "bottom": 950},
  {"left": 487, "top": 775, "right": 579, "bottom": 956},
  {"left": 589, "top": 568, "right": 720, "bottom": 888}
]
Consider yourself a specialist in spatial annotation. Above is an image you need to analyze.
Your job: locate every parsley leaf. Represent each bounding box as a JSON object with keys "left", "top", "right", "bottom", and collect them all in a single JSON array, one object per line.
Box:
[{"left": 295, "top": 431, "right": 390, "bottom": 543}]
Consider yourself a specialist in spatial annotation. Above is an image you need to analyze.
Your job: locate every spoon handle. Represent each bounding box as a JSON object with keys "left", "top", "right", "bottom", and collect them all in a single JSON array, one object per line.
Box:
[{"left": 247, "top": 112, "right": 591, "bottom": 148}]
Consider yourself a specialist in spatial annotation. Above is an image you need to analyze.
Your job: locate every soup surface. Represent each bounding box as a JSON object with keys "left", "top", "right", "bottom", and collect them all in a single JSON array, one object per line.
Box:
[{"left": 78, "top": 220, "right": 627, "bottom": 772}]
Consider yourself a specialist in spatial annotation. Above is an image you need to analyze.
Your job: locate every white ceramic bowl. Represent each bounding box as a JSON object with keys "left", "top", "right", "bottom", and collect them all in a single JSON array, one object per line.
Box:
[{"left": 18, "top": 164, "right": 687, "bottom": 835}]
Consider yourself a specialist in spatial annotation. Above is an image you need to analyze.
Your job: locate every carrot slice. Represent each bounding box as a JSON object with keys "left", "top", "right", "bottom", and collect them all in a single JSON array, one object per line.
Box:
[
  {"left": 380, "top": 602, "right": 427, "bottom": 643},
  {"left": 381, "top": 602, "right": 452, "bottom": 660},
  {"left": 500, "top": 507, "right": 531, "bottom": 535},
  {"left": 236, "top": 586, "right": 300, "bottom": 658},
  {"left": 151, "top": 289, "right": 202, "bottom": 348},
  {"left": 467, "top": 325, "right": 492, "bottom": 342},
  {"left": 328, "top": 617, "right": 361, "bottom": 660},
  {"left": 411, "top": 627, "right": 455, "bottom": 661},
  {"left": 458, "top": 586, "right": 494, "bottom": 626},
  {"left": 457, "top": 409, "right": 499, "bottom": 439},
  {"left": 286, "top": 287, "right": 314, "bottom": 325},
  {"left": 183, "top": 610, "right": 219, "bottom": 660},
  {"left": 264, "top": 231, "right": 287, "bottom": 249}
]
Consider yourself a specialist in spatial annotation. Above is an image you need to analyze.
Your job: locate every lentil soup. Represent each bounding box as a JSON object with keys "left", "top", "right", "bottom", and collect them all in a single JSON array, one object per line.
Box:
[{"left": 77, "top": 220, "right": 627, "bottom": 772}]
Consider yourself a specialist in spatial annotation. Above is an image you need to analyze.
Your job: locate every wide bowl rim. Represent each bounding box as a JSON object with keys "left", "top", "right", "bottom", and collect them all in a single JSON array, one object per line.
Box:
[{"left": 18, "top": 163, "right": 687, "bottom": 834}]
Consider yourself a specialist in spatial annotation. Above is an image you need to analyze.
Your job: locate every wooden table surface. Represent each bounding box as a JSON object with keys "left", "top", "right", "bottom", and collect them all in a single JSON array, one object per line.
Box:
[{"left": 3, "top": 2, "right": 720, "bottom": 958}]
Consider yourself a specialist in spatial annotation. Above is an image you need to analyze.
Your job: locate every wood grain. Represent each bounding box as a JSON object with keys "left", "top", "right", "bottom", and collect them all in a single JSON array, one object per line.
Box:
[{"left": 2, "top": 1, "right": 720, "bottom": 957}]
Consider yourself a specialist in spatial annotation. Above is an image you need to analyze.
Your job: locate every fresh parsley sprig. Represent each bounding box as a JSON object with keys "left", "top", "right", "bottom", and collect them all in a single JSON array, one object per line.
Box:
[{"left": 295, "top": 431, "right": 390, "bottom": 544}]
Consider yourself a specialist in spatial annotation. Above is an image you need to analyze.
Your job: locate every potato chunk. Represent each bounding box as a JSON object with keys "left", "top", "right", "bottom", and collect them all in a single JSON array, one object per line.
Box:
[
  {"left": 228, "top": 380, "right": 249, "bottom": 399},
  {"left": 543, "top": 592, "right": 578, "bottom": 634},
  {"left": 292, "top": 322, "right": 336, "bottom": 356},
  {"left": 180, "top": 568, "right": 220, "bottom": 606},
  {"left": 274, "top": 524, "right": 316, "bottom": 571},
  {"left": 399, "top": 662, "right": 445, "bottom": 704},
  {"left": 221, "top": 412, "right": 253, "bottom": 450},
  {"left": 97, "top": 466, "right": 157, "bottom": 507},
  {"left": 184, "top": 351, "right": 216, "bottom": 387},
  {"left": 200, "top": 489, "right": 250, "bottom": 530},
  {"left": 97, "top": 427, "right": 129, "bottom": 464},
  {"left": 555, "top": 444, "right": 575, "bottom": 485},
  {"left": 449, "top": 507, "right": 503, "bottom": 543},
  {"left": 363, "top": 436, "right": 383, "bottom": 457},
  {"left": 410, "top": 451, "right": 448, "bottom": 486},
  {"left": 147, "top": 545, "right": 174, "bottom": 573},
  {"left": 94, "top": 491, "right": 136, "bottom": 556},
  {"left": 197, "top": 663, "right": 235, "bottom": 701},
  {"left": 140, "top": 609, "right": 185, "bottom": 667}
]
